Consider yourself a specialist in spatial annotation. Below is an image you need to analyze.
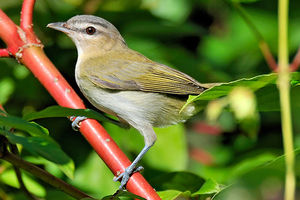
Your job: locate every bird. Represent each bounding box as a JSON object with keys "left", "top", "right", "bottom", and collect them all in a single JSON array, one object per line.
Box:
[{"left": 47, "top": 15, "right": 207, "bottom": 189}]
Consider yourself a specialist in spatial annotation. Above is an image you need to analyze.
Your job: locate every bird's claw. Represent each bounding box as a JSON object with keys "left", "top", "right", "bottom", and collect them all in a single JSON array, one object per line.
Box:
[
  {"left": 70, "top": 116, "right": 87, "bottom": 131},
  {"left": 113, "top": 166, "right": 144, "bottom": 189}
]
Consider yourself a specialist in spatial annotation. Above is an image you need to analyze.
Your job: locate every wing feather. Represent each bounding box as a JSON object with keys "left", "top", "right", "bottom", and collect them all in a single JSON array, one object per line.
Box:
[{"left": 83, "top": 57, "right": 206, "bottom": 95}]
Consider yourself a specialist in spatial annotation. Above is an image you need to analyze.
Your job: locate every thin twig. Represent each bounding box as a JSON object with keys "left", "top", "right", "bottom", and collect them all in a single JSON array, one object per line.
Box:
[
  {"left": 277, "top": 0, "right": 295, "bottom": 200},
  {"left": 289, "top": 47, "right": 300, "bottom": 71},
  {"left": 20, "top": 0, "right": 40, "bottom": 44},
  {"left": 9, "top": 143, "right": 39, "bottom": 200},
  {"left": 259, "top": 41, "right": 278, "bottom": 71},
  {"left": 20, "top": 0, "right": 35, "bottom": 31},
  {"left": 1, "top": 152, "right": 94, "bottom": 200},
  {"left": 13, "top": 166, "right": 39, "bottom": 200},
  {"left": 0, "top": 48, "right": 10, "bottom": 57},
  {"left": 232, "top": 2, "right": 278, "bottom": 71},
  {"left": 232, "top": 2, "right": 263, "bottom": 41}
]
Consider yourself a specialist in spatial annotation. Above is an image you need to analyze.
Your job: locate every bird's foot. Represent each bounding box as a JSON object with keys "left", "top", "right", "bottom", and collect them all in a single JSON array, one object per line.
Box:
[
  {"left": 113, "top": 166, "right": 144, "bottom": 189},
  {"left": 70, "top": 116, "right": 87, "bottom": 131}
]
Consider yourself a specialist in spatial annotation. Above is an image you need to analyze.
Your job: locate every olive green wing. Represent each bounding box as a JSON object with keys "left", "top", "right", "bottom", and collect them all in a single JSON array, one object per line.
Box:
[{"left": 85, "top": 59, "right": 206, "bottom": 95}]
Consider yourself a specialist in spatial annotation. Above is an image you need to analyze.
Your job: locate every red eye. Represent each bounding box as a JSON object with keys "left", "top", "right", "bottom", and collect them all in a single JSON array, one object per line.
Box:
[{"left": 86, "top": 26, "right": 96, "bottom": 35}]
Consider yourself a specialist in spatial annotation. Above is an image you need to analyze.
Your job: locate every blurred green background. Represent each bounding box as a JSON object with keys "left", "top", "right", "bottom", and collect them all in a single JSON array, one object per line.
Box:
[{"left": 0, "top": 0, "right": 299, "bottom": 199}]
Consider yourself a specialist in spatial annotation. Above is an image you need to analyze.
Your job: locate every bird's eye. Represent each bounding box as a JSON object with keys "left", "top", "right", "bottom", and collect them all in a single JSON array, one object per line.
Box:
[{"left": 86, "top": 26, "right": 96, "bottom": 35}]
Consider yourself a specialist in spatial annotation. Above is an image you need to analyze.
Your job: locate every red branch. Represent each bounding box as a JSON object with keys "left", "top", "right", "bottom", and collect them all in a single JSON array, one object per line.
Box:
[
  {"left": 259, "top": 41, "right": 300, "bottom": 72},
  {"left": 290, "top": 47, "right": 300, "bottom": 72},
  {"left": 20, "top": 0, "right": 35, "bottom": 31},
  {"left": 0, "top": 10, "right": 25, "bottom": 55},
  {"left": 259, "top": 41, "right": 278, "bottom": 71},
  {"left": 0, "top": 49, "right": 10, "bottom": 57},
  {"left": 0, "top": 2, "right": 160, "bottom": 200},
  {"left": 20, "top": 0, "right": 40, "bottom": 44}
]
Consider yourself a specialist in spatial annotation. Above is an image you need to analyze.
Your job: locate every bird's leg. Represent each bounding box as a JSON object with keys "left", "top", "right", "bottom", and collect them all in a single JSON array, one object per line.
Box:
[
  {"left": 114, "top": 125, "right": 157, "bottom": 189},
  {"left": 113, "top": 145, "right": 152, "bottom": 189},
  {"left": 70, "top": 116, "right": 87, "bottom": 131}
]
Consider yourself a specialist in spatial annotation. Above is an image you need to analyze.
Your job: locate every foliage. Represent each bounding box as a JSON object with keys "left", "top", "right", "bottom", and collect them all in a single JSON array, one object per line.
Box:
[{"left": 0, "top": 0, "right": 300, "bottom": 200}]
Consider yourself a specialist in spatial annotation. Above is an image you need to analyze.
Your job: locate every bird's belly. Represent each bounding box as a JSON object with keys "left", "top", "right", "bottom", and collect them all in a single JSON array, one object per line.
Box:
[{"left": 77, "top": 79, "right": 196, "bottom": 127}]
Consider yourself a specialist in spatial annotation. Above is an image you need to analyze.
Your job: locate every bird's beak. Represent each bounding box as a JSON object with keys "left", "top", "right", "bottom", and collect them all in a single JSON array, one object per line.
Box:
[{"left": 47, "top": 22, "right": 71, "bottom": 34}]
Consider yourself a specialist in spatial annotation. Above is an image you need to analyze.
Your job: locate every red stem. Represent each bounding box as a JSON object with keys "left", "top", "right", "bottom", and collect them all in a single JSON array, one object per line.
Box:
[
  {"left": 0, "top": 10, "right": 24, "bottom": 54},
  {"left": 20, "top": 0, "right": 35, "bottom": 31},
  {"left": 0, "top": 49, "right": 10, "bottom": 57},
  {"left": 20, "top": 0, "right": 40, "bottom": 44},
  {"left": 0, "top": 3, "right": 160, "bottom": 200},
  {"left": 290, "top": 47, "right": 300, "bottom": 72},
  {"left": 259, "top": 41, "right": 278, "bottom": 71}
]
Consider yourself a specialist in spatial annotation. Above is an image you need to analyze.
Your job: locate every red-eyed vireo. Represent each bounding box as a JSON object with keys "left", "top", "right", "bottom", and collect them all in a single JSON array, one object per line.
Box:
[{"left": 47, "top": 15, "right": 207, "bottom": 189}]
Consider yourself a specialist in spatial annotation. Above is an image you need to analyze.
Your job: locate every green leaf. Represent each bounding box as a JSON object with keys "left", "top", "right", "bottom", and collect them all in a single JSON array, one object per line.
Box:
[
  {"left": 0, "top": 129, "right": 73, "bottom": 168},
  {"left": 257, "top": 84, "right": 300, "bottom": 111},
  {"left": 0, "top": 115, "right": 48, "bottom": 136},
  {"left": 23, "top": 106, "right": 105, "bottom": 121},
  {"left": 23, "top": 106, "right": 123, "bottom": 127},
  {"left": 0, "top": 169, "right": 46, "bottom": 197},
  {"left": 192, "top": 178, "right": 223, "bottom": 196},
  {"left": 183, "top": 73, "right": 300, "bottom": 111},
  {"left": 150, "top": 172, "right": 205, "bottom": 193},
  {"left": 191, "top": 74, "right": 277, "bottom": 101},
  {"left": 290, "top": 79, "right": 300, "bottom": 86},
  {"left": 229, "top": 153, "right": 277, "bottom": 179},
  {"left": 55, "top": 159, "right": 74, "bottom": 180},
  {"left": 262, "top": 148, "right": 300, "bottom": 176},
  {"left": 157, "top": 190, "right": 191, "bottom": 200}
]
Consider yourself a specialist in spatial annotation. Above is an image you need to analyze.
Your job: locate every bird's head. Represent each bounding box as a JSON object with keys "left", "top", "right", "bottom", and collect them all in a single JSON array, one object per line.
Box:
[{"left": 47, "top": 15, "right": 126, "bottom": 56}]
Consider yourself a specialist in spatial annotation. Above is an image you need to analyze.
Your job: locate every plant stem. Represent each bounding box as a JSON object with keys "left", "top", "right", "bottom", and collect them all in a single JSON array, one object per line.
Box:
[
  {"left": 13, "top": 166, "right": 39, "bottom": 200},
  {"left": 232, "top": 2, "right": 277, "bottom": 71},
  {"left": 290, "top": 47, "right": 300, "bottom": 71},
  {"left": 9, "top": 143, "right": 39, "bottom": 200},
  {"left": 20, "top": 0, "right": 36, "bottom": 31},
  {"left": 278, "top": 0, "right": 295, "bottom": 200},
  {"left": 1, "top": 152, "right": 93, "bottom": 200},
  {"left": 259, "top": 41, "right": 278, "bottom": 71},
  {"left": 232, "top": 3, "right": 263, "bottom": 41}
]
